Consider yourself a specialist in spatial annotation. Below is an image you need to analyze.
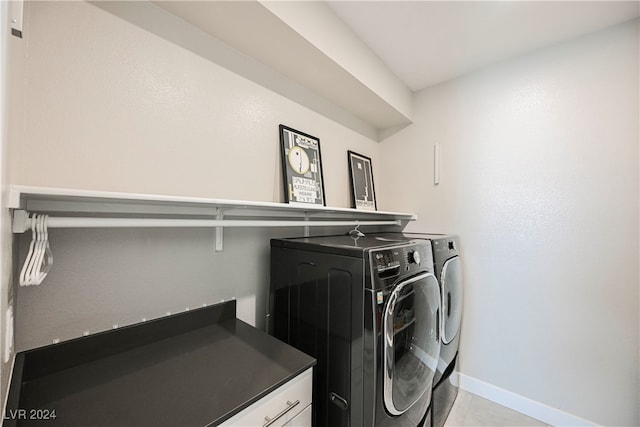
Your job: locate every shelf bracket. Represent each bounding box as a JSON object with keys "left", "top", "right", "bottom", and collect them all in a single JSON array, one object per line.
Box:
[
  {"left": 215, "top": 210, "right": 223, "bottom": 252},
  {"left": 12, "top": 210, "right": 29, "bottom": 233},
  {"left": 304, "top": 213, "right": 310, "bottom": 237}
]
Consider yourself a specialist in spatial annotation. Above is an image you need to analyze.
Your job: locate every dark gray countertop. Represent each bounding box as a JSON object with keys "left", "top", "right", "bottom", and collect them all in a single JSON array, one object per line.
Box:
[{"left": 5, "top": 301, "right": 315, "bottom": 426}]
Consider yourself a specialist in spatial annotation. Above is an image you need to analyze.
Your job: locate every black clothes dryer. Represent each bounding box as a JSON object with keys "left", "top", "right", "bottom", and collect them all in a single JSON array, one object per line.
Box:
[
  {"left": 270, "top": 234, "right": 442, "bottom": 427},
  {"left": 400, "top": 233, "right": 463, "bottom": 427}
]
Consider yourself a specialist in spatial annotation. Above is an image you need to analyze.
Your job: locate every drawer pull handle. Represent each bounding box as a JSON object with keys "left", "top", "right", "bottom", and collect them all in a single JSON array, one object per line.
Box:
[{"left": 263, "top": 399, "right": 300, "bottom": 427}]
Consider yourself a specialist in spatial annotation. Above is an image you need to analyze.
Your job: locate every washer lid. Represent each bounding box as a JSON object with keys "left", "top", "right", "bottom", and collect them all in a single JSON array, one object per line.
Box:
[{"left": 271, "top": 234, "right": 418, "bottom": 258}]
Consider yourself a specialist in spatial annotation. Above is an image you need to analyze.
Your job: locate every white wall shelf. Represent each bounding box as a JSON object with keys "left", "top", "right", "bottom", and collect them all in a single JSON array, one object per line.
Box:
[
  {"left": 9, "top": 185, "right": 416, "bottom": 251},
  {"left": 9, "top": 185, "right": 416, "bottom": 220}
]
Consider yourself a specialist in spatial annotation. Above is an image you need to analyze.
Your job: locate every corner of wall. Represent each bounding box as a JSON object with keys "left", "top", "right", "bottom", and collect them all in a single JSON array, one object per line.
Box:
[
  {"left": 1, "top": 0, "right": 25, "bottom": 412},
  {"left": 0, "top": 0, "right": 10, "bottom": 413},
  {"left": 258, "top": 0, "right": 413, "bottom": 121}
]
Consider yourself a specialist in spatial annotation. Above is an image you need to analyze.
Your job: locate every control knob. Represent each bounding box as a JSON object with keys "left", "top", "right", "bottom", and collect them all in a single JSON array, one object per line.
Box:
[{"left": 408, "top": 250, "right": 420, "bottom": 265}]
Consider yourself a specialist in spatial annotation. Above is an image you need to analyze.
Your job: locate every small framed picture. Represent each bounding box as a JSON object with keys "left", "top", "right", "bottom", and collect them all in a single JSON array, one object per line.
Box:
[
  {"left": 279, "top": 125, "right": 326, "bottom": 206},
  {"left": 348, "top": 150, "right": 377, "bottom": 211}
]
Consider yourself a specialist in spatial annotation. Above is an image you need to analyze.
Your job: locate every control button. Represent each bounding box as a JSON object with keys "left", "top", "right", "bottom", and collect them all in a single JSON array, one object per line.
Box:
[{"left": 408, "top": 250, "right": 421, "bottom": 264}]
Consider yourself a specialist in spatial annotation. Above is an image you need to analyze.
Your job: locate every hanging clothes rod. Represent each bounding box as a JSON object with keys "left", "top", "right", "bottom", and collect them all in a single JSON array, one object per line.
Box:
[
  {"left": 11, "top": 210, "right": 402, "bottom": 233},
  {"left": 12, "top": 209, "right": 405, "bottom": 286},
  {"left": 33, "top": 218, "right": 401, "bottom": 229}
]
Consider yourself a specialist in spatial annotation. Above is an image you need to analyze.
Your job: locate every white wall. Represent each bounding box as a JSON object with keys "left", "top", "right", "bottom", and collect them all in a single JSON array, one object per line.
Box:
[
  {"left": 0, "top": 0, "right": 7, "bottom": 410},
  {"left": 10, "top": 2, "right": 384, "bottom": 349},
  {"left": 378, "top": 19, "right": 639, "bottom": 426},
  {"left": 11, "top": 1, "right": 379, "bottom": 206},
  {"left": 0, "top": 0, "right": 6, "bottom": 408},
  {"left": 1, "top": 0, "right": 18, "bottom": 411}
]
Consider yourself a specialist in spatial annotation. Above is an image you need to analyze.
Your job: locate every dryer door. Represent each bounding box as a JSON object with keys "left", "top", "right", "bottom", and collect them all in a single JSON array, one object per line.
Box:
[
  {"left": 383, "top": 273, "right": 441, "bottom": 416},
  {"left": 441, "top": 256, "right": 463, "bottom": 344}
]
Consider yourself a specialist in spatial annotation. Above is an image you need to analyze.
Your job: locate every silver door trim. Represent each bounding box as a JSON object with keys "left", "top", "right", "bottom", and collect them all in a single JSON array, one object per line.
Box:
[
  {"left": 441, "top": 256, "right": 462, "bottom": 345},
  {"left": 383, "top": 272, "right": 440, "bottom": 416}
]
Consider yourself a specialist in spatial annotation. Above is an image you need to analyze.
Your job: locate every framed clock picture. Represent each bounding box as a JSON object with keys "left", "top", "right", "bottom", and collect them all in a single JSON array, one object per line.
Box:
[
  {"left": 348, "top": 150, "right": 377, "bottom": 211},
  {"left": 279, "top": 125, "right": 326, "bottom": 206}
]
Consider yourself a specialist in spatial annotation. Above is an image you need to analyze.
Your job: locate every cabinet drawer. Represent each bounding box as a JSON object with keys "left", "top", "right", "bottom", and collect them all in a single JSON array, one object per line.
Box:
[
  {"left": 283, "top": 404, "right": 311, "bottom": 426},
  {"left": 221, "top": 368, "right": 312, "bottom": 427}
]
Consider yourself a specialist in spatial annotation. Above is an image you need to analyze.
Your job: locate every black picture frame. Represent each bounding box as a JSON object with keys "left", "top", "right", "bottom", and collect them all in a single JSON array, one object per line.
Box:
[
  {"left": 279, "top": 125, "right": 326, "bottom": 206},
  {"left": 348, "top": 150, "right": 377, "bottom": 211}
]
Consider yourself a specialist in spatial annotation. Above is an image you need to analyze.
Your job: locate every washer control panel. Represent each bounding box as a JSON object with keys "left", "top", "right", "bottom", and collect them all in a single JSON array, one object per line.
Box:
[
  {"left": 368, "top": 242, "right": 433, "bottom": 289},
  {"left": 407, "top": 250, "right": 421, "bottom": 265},
  {"left": 372, "top": 250, "right": 401, "bottom": 275}
]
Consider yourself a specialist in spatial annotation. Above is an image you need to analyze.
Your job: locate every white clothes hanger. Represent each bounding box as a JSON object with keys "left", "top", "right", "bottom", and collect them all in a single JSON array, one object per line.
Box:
[
  {"left": 24, "top": 214, "right": 42, "bottom": 285},
  {"left": 19, "top": 214, "right": 53, "bottom": 286},
  {"left": 35, "top": 215, "right": 53, "bottom": 284},
  {"left": 19, "top": 213, "right": 38, "bottom": 286},
  {"left": 348, "top": 223, "right": 365, "bottom": 239}
]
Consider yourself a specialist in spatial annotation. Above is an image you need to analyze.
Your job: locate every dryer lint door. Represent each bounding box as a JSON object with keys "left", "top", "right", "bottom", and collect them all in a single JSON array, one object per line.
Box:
[{"left": 441, "top": 256, "right": 463, "bottom": 344}]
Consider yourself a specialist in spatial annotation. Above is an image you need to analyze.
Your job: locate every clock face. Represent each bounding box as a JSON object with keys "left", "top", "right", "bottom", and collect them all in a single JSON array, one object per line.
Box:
[{"left": 288, "top": 146, "right": 310, "bottom": 174}]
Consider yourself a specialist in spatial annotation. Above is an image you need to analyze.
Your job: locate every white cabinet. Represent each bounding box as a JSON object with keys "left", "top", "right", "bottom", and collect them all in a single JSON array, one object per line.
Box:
[
  {"left": 283, "top": 404, "right": 312, "bottom": 426},
  {"left": 221, "top": 368, "right": 312, "bottom": 427}
]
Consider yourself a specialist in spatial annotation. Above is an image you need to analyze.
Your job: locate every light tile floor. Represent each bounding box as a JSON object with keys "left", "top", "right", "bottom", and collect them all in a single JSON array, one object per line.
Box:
[{"left": 444, "top": 390, "right": 550, "bottom": 427}]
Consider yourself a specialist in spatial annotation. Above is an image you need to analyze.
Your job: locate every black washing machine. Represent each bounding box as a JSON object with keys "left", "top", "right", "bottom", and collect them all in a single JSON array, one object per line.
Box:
[
  {"left": 399, "top": 233, "right": 463, "bottom": 427},
  {"left": 270, "top": 234, "right": 442, "bottom": 427}
]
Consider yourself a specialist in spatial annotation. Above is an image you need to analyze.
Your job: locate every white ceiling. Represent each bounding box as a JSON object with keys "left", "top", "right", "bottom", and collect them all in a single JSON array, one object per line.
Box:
[{"left": 326, "top": 1, "right": 640, "bottom": 91}]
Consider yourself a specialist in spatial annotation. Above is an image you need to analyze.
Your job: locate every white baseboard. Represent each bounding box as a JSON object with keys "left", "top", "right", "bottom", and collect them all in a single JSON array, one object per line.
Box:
[{"left": 452, "top": 372, "right": 598, "bottom": 427}]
